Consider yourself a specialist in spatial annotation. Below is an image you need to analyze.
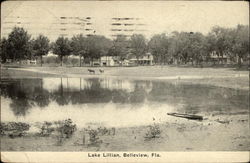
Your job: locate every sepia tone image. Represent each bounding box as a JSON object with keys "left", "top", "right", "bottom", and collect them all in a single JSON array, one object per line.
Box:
[{"left": 0, "top": 1, "right": 249, "bottom": 153}]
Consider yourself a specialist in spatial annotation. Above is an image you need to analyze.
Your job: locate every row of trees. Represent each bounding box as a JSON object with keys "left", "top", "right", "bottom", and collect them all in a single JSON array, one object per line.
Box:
[
  {"left": 0, "top": 27, "right": 50, "bottom": 66},
  {"left": 0, "top": 27, "right": 146, "bottom": 66},
  {"left": 149, "top": 25, "right": 249, "bottom": 66},
  {"left": 0, "top": 25, "right": 249, "bottom": 67}
]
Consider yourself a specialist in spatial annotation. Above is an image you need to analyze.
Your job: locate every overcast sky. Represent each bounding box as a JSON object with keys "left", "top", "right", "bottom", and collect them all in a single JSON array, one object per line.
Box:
[{"left": 1, "top": 1, "right": 249, "bottom": 39}]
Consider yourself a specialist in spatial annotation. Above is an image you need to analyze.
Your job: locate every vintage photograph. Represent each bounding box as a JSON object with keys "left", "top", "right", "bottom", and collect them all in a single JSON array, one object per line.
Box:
[{"left": 0, "top": 0, "right": 249, "bottom": 155}]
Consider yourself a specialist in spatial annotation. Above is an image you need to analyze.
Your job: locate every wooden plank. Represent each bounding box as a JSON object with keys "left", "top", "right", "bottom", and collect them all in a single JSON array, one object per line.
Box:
[{"left": 167, "top": 112, "right": 203, "bottom": 120}]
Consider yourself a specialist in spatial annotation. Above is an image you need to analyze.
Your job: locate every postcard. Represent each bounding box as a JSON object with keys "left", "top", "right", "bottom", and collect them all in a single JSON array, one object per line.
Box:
[{"left": 1, "top": 1, "right": 249, "bottom": 162}]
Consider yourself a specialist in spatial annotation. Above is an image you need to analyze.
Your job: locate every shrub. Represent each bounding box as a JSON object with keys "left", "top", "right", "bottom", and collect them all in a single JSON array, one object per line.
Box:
[
  {"left": 43, "top": 56, "right": 60, "bottom": 65},
  {"left": 97, "top": 126, "right": 116, "bottom": 136},
  {"left": 145, "top": 123, "right": 161, "bottom": 140},
  {"left": 56, "top": 119, "right": 77, "bottom": 138},
  {"left": 70, "top": 58, "right": 79, "bottom": 66},
  {"left": 97, "top": 126, "right": 109, "bottom": 135},
  {"left": 88, "top": 129, "right": 100, "bottom": 145},
  {"left": 0, "top": 122, "right": 30, "bottom": 138},
  {"left": 54, "top": 119, "right": 76, "bottom": 145},
  {"left": 39, "top": 121, "right": 55, "bottom": 136}
]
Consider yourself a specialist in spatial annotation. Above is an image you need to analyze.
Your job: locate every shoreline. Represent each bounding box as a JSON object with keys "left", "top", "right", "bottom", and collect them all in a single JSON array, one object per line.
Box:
[
  {"left": 1, "top": 66, "right": 249, "bottom": 91},
  {"left": 1, "top": 113, "right": 249, "bottom": 151}
]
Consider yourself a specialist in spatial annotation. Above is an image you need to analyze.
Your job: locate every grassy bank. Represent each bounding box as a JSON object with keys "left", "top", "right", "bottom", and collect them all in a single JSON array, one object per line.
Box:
[{"left": 1, "top": 65, "right": 249, "bottom": 90}]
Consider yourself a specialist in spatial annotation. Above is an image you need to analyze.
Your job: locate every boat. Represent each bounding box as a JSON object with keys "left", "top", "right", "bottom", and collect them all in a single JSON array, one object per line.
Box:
[{"left": 167, "top": 112, "right": 203, "bottom": 120}]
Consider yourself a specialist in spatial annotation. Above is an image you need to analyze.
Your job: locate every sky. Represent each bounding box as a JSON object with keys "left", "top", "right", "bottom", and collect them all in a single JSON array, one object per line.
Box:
[{"left": 1, "top": 1, "right": 249, "bottom": 40}]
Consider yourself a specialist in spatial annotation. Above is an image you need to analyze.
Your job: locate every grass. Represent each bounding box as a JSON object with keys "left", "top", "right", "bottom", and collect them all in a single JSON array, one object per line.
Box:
[{"left": 1, "top": 65, "right": 249, "bottom": 90}]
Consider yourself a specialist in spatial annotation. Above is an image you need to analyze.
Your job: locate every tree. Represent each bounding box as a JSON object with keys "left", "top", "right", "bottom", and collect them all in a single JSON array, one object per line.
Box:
[
  {"left": 0, "top": 37, "right": 9, "bottom": 63},
  {"left": 32, "top": 34, "right": 50, "bottom": 66},
  {"left": 207, "top": 26, "right": 233, "bottom": 64},
  {"left": 168, "top": 32, "right": 190, "bottom": 64},
  {"left": 187, "top": 32, "right": 206, "bottom": 65},
  {"left": 71, "top": 34, "right": 88, "bottom": 67},
  {"left": 129, "top": 34, "right": 147, "bottom": 65},
  {"left": 52, "top": 36, "right": 72, "bottom": 66},
  {"left": 148, "top": 33, "right": 170, "bottom": 64},
  {"left": 110, "top": 35, "right": 129, "bottom": 60},
  {"left": 85, "top": 35, "right": 112, "bottom": 66},
  {"left": 168, "top": 31, "right": 206, "bottom": 65},
  {"left": 6, "top": 27, "right": 32, "bottom": 62},
  {"left": 231, "top": 25, "right": 249, "bottom": 67},
  {"left": 203, "top": 34, "right": 216, "bottom": 64}
]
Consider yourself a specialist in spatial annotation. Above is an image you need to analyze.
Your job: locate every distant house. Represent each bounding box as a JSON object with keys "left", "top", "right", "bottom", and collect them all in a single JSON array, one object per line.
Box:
[
  {"left": 21, "top": 59, "right": 37, "bottom": 65},
  {"left": 209, "top": 51, "right": 230, "bottom": 64},
  {"left": 6, "top": 59, "right": 12, "bottom": 63},
  {"left": 86, "top": 56, "right": 119, "bottom": 66},
  {"left": 29, "top": 59, "right": 37, "bottom": 65},
  {"left": 91, "top": 59, "right": 101, "bottom": 66},
  {"left": 121, "top": 59, "right": 130, "bottom": 66},
  {"left": 100, "top": 56, "right": 114, "bottom": 66},
  {"left": 128, "top": 53, "right": 154, "bottom": 65},
  {"left": 85, "top": 53, "right": 154, "bottom": 67},
  {"left": 99, "top": 56, "right": 122, "bottom": 66}
]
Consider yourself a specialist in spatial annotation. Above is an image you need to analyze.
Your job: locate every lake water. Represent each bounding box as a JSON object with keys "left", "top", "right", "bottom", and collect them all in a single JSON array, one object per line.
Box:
[{"left": 1, "top": 77, "right": 249, "bottom": 128}]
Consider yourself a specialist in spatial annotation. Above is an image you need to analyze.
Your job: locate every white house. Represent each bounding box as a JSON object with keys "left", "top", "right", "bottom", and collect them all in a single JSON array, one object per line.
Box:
[
  {"left": 128, "top": 53, "right": 154, "bottom": 65},
  {"left": 100, "top": 56, "right": 115, "bottom": 66}
]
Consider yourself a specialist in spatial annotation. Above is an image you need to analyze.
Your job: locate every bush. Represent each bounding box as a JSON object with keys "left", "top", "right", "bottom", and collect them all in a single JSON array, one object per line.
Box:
[
  {"left": 62, "top": 57, "right": 80, "bottom": 66},
  {"left": 145, "top": 123, "right": 161, "bottom": 140},
  {"left": 0, "top": 122, "right": 30, "bottom": 138},
  {"left": 56, "top": 119, "right": 76, "bottom": 138},
  {"left": 39, "top": 121, "right": 55, "bottom": 136},
  {"left": 70, "top": 58, "right": 79, "bottom": 66},
  {"left": 97, "top": 126, "right": 109, "bottom": 135},
  {"left": 88, "top": 129, "right": 100, "bottom": 145},
  {"left": 53, "top": 119, "right": 76, "bottom": 145},
  {"left": 43, "top": 56, "right": 60, "bottom": 65}
]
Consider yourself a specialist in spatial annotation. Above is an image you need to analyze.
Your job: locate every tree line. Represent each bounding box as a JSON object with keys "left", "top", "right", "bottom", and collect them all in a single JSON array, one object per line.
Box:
[{"left": 0, "top": 25, "right": 249, "bottom": 67}]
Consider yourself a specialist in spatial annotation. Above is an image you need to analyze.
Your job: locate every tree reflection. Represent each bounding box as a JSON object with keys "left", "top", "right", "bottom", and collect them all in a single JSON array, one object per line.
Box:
[
  {"left": 51, "top": 78, "right": 70, "bottom": 106},
  {"left": 9, "top": 90, "right": 31, "bottom": 116},
  {"left": 0, "top": 79, "right": 49, "bottom": 116},
  {"left": 1, "top": 78, "right": 249, "bottom": 117},
  {"left": 129, "top": 83, "right": 147, "bottom": 103}
]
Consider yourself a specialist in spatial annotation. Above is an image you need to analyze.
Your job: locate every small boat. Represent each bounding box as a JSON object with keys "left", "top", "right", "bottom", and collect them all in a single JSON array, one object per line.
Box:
[{"left": 167, "top": 112, "right": 203, "bottom": 120}]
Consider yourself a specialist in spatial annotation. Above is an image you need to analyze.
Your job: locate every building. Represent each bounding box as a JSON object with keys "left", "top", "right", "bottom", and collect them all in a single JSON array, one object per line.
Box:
[
  {"left": 100, "top": 56, "right": 120, "bottom": 66},
  {"left": 128, "top": 53, "right": 154, "bottom": 65},
  {"left": 121, "top": 59, "right": 130, "bottom": 66},
  {"left": 209, "top": 51, "right": 230, "bottom": 64},
  {"left": 83, "top": 53, "right": 153, "bottom": 67}
]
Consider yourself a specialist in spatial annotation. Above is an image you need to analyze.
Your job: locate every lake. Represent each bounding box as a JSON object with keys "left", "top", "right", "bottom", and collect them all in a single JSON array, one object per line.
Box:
[{"left": 1, "top": 77, "right": 249, "bottom": 128}]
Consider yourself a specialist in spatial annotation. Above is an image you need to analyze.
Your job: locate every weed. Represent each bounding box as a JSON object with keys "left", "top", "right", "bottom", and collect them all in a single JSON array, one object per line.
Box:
[
  {"left": 0, "top": 122, "right": 30, "bottom": 138},
  {"left": 97, "top": 126, "right": 109, "bottom": 135},
  {"left": 145, "top": 123, "right": 161, "bottom": 140},
  {"left": 39, "top": 121, "right": 55, "bottom": 136},
  {"left": 88, "top": 129, "right": 100, "bottom": 145},
  {"left": 54, "top": 119, "right": 77, "bottom": 145}
]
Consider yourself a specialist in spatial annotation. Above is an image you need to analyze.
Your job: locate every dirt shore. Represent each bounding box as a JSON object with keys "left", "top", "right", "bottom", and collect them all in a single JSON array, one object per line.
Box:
[{"left": 1, "top": 114, "right": 249, "bottom": 151}]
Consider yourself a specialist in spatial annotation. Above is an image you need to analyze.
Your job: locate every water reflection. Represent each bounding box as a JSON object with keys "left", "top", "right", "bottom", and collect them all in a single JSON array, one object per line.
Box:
[{"left": 1, "top": 78, "right": 249, "bottom": 126}]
